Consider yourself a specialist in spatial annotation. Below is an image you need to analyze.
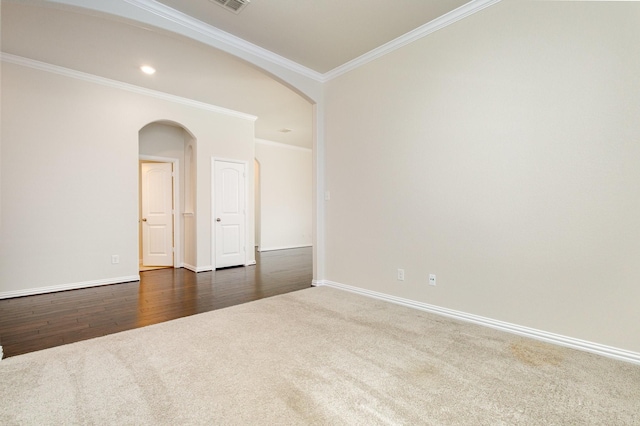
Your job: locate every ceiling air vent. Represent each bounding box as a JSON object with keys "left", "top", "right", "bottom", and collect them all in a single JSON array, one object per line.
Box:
[{"left": 210, "top": 0, "right": 250, "bottom": 14}]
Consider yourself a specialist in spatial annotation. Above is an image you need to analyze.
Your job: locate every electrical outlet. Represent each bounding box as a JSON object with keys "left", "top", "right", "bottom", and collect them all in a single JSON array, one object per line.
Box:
[
  {"left": 397, "top": 269, "right": 405, "bottom": 281},
  {"left": 111, "top": 255, "right": 120, "bottom": 264},
  {"left": 429, "top": 274, "right": 436, "bottom": 286}
]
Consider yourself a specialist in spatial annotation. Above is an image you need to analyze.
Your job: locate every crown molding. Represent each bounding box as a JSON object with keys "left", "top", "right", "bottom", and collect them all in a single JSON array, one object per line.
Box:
[
  {"left": 44, "top": 0, "right": 500, "bottom": 83},
  {"left": 122, "top": 0, "right": 325, "bottom": 82},
  {"left": 255, "top": 138, "right": 312, "bottom": 153},
  {"left": 323, "top": 0, "right": 502, "bottom": 81},
  {"left": 1, "top": 53, "right": 258, "bottom": 121},
  {"left": 125, "top": 0, "right": 500, "bottom": 83}
]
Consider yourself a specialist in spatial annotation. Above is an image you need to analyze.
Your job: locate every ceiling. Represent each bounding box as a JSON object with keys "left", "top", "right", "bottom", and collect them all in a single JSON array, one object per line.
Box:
[
  {"left": 1, "top": 0, "right": 478, "bottom": 148},
  {"left": 154, "top": 0, "right": 470, "bottom": 74}
]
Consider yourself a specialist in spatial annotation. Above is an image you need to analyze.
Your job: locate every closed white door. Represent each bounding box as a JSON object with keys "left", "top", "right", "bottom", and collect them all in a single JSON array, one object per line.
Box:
[
  {"left": 214, "top": 160, "right": 246, "bottom": 268},
  {"left": 141, "top": 162, "right": 174, "bottom": 266}
]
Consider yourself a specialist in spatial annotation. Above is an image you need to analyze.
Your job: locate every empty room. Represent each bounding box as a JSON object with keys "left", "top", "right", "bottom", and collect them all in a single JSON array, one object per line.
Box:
[{"left": 1, "top": 0, "right": 639, "bottom": 423}]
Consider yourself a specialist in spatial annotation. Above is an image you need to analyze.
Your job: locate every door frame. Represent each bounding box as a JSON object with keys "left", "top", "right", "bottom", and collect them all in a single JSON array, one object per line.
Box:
[
  {"left": 211, "top": 157, "right": 249, "bottom": 269},
  {"left": 140, "top": 155, "right": 180, "bottom": 268}
]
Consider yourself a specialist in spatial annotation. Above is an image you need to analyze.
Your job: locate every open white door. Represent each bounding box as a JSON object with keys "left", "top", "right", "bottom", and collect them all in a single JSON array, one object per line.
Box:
[
  {"left": 214, "top": 160, "right": 246, "bottom": 268},
  {"left": 141, "top": 162, "right": 174, "bottom": 266}
]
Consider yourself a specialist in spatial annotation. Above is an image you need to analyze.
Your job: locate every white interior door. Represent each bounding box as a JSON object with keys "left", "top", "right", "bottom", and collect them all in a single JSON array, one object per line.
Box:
[
  {"left": 141, "top": 162, "right": 174, "bottom": 266},
  {"left": 214, "top": 160, "right": 246, "bottom": 268}
]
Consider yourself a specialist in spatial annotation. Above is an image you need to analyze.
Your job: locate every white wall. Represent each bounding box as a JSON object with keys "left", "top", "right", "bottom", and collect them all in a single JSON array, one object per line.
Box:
[
  {"left": 41, "top": 0, "right": 325, "bottom": 283},
  {"left": 255, "top": 139, "right": 312, "bottom": 251},
  {"left": 0, "top": 61, "right": 255, "bottom": 297},
  {"left": 324, "top": 1, "right": 640, "bottom": 353},
  {"left": 183, "top": 140, "right": 197, "bottom": 269},
  {"left": 254, "top": 159, "right": 261, "bottom": 247}
]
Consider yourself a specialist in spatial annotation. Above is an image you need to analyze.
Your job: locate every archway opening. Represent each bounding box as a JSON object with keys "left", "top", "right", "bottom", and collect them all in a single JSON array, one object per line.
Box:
[{"left": 138, "top": 120, "right": 197, "bottom": 271}]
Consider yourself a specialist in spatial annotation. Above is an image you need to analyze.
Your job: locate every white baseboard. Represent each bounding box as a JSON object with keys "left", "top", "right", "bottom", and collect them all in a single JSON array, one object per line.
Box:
[
  {"left": 182, "top": 263, "right": 213, "bottom": 273},
  {"left": 315, "top": 280, "right": 640, "bottom": 366},
  {"left": 185, "top": 262, "right": 257, "bottom": 271},
  {"left": 0, "top": 275, "right": 141, "bottom": 300},
  {"left": 182, "top": 263, "right": 197, "bottom": 272},
  {"left": 258, "top": 244, "right": 312, "bottom": 252}
]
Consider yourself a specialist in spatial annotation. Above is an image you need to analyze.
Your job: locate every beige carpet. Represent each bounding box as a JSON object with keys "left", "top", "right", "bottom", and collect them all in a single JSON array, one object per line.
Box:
[{"left": 1, "top": 286, "right": 638, "bottom": 425}]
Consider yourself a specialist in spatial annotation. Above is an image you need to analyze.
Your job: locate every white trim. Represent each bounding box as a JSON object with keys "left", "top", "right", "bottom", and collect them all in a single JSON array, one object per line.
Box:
[
  {"left": 123, "top": 0, "right": 325, "bottom": 82},
  {"left": 315, "top": 280, "right": 640, "bottom": 366},
  {"left": 258, "top": 244, "right": 312, "bottom": 252},
  {"left": 125, "top": 0, "right": 499, "bottom": 83},
  {"left": 43, "top": 0, "right": 499, "bottom": 83},
  {"left": 323, "top": 0, "right": 502, "bottom": 80},
  {"left": 139, "top": 155, "right": 181, "bottom": 268},
  {"left": 183, "top": 263, "right": 213, "bottom": 273},
  {"left": 255, "top": 138, "right": 312, "bottom": 152},
  {"left": 0, "top": 276, "right": 140, "bottom": 300},
  {"left": 0, "top": 53, "right": 257, "bottom": 121},
  {"left": 245, "top": 260, "right": 257, "bottom": 266},
  {"left": 182, "top": 263, "right": 196, "bottom": 272},
  {"left": 313, "top": 104, "right": 325, "bottom": 283}
]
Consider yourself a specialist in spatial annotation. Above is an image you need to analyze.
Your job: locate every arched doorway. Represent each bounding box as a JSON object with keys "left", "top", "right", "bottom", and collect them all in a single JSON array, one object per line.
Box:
[{"left": 138, "top": 121, "right": 197, "bottom": 271}]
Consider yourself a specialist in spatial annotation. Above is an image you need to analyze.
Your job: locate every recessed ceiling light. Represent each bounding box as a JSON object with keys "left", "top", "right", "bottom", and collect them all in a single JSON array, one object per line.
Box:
[{"left": 140, "top": 65, "right": 156, "bottom": 75}]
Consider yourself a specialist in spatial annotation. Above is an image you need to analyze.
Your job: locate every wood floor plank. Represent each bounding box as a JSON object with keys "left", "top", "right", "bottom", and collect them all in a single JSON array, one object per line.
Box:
[{"left": 0, "top": 247, "right": 312, "bottom": 358}]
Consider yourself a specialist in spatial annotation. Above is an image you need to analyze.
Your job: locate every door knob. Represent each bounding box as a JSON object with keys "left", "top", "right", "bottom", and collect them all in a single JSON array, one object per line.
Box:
[
  {"left": 142, "top": 218, "right": 147, "bottom": 222},
  {"left": 216, "top": 218, "right": 221, "bottom": 222}
]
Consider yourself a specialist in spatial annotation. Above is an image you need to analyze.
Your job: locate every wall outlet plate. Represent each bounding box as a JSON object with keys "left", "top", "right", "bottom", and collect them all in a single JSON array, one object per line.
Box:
[
  {"left": 429, "top": 274, "right": 436, "bottom": 286},
  {"left": 397, "top": 269, "right": 405, "bottom": 281}
]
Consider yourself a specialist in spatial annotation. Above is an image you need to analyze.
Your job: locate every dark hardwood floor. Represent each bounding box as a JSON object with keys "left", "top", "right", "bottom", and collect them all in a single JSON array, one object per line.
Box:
[{"left": 0, "top": 247, "right": 312, "bottom": 359}]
